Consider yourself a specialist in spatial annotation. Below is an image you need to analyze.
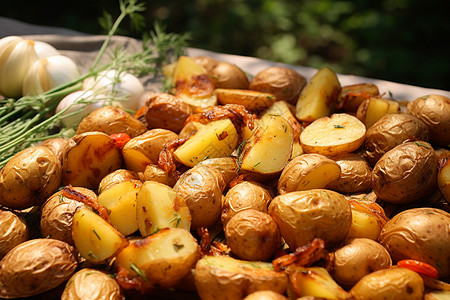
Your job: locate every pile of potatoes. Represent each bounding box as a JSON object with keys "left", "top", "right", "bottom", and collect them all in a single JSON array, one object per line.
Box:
[{"left": 0, "top": 55, "right": 449, "bottom": 300}]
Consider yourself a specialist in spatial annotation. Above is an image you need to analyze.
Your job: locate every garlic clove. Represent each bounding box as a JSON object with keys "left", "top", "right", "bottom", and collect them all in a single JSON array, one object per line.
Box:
[
  {"left": 22, "top": 55, "right": 80, "bottom": 96},
  {"left": 34, "top": 41, "right": 60, "bottom": 59},
  {"left": 82, "top": 69, "right": 144, "bottom": 111}
]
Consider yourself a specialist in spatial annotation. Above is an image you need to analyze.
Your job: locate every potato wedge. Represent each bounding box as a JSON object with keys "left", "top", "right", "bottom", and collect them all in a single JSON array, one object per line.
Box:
[
  {"left": 356, "top": 97, "right": 400, "bottom": 128},
  {"left": 336, "top": 83, "right": 379, "bottom": 113},
  {"left": 172, "top": 56, "right": 217, "bottom": 109},
  {"left": 215, "top": 88, "right": 276, "bottom": 113},
  {"left": 346, "top": 199, "right": 388, "bottom": 241},
  {"left": 115, "top": 228, "right": 200, "bottom": 289},
  {"left": 174, "top": 118, "right": 238, "bottom": 167},
  {"left": 239, "top": 114, "right": 294, "bottom": 175},
  {"left": 72, "top": 207, "right": 129, "bottom": 264},
  {"left": 438, "top": 157, "right": 450, "bottom": 202},
  {"left": 97, "top": 180, "right": 142, "bottom": 236},
  {"left": 277, "top": 153, "right": 341, "bottom": 194},
  {"left": 300, "top": 113, "right": 366, "bottom": 156},
  {"left": 295, "top": 67, "right": 341, "bottom": 123},
  {"left": 194, "top": 255, "right": 288, "bottom": 300},
  {"left": 136, "top": 181, "right": 191, "bottom": 237},
  {"left": 262, "top": 100, "right": 302, "bottom": 142},
  {"left": 62, "top": 132, "right": 122, "bottom": 190}
]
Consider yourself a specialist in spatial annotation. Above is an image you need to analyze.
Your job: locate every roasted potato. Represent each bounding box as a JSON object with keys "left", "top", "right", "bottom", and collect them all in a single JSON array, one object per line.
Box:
[
  {"left": 40, "top": 186, "right": 96, "bottom": 245},
  {"left": 300, "top": 113, "right": 366, "bottom": 156},
  {"left": 0, "top": 145, "right": 62, "bottom": 210},
  {"left": 336, "top": 83, "right": 380, "bottom": 113},
  {"left": 363, "top": 112, "right": 430, "bottom": 166},
  {"left": 115, "top": 228, "right": 200, "bottom": 289},
  {"left": 76, "top": 105, "right": 147, "bottom": 138},
  {"left": 326, "top": 152, "right": 372, "bottom": 194},
  {"left": 193, "top": 56, "right": 249, "bottom": 89},
  {"left": 379, "top": 207, "right": 450, "bottom": 278},
  {"left": 40, "top": 137, "right": 69, "bottom": 163},
  {"left": 197, "top": 157, "right": 238, "bottom": 186},
  {"left": 372, "top": 141, "right": 438, "bottom": 204},
  {"left": 140, "top": 163, "right": 178, "bottom": 187},
  {"left": 0, "top": 209, "right": 29, "bottom": 259},
  {"left": 194, "top": 255, "right": 288, "bottom": 300},
  {"left": 356, "top": 97, "right": 401, "bottom": 128},
  {"left": 61, "top": 268, "right": 123, "bottom": 300},
  {"left": 349, "top": 267, "right": 424, "bottom": 300},
  {"left": 225, "top": 209, "right": 281, "bottom": 261},
  {"left": 144, "top": 92, "right": 193, "bottom": 133},
  {"left": 62, "top": 131, "right": 122, "bottom": 190},
  {"left": 438, "top": 156, "right": 450, "bottom": 202},
  {"left": 269, "top": 189, "right": 352, "bottom": 250},
  {"left": 249, "top": 66, "right": 306, "bottom": 105},
  {"left": 173, "top": 165, "right": 226, "bottom": 229},
  {"left": 98, "top": 169, "right": 140, "bottom": 193},
  {"left": 0, "top": 238, "right": 78, "bottom": 298},
  {"left": 331, "top": 238, "right": 392, "bottom": 288},
  {"left": 346, "top": 199, "right": 388, "bottom": 241},
  {"left": 221, "top": 180, "right": 273, "bottom": 227},
  {"left": 407, "top": 94, "right": 450, "bottom": 146},
  {"left": 215, "top": 88, "right": 276, "bottom": 113},
  {"left": 243, "top": 290, "right": 288, "bottom": 300},
  {"left": 277, "top": 153, "right": 341, "bottom": 195}
]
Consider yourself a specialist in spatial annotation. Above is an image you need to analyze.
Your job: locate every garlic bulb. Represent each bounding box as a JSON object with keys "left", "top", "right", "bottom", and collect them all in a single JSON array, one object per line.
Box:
[
  {"left": 0, "top": 36, "right": 60, "bottom": 98},
  {"left": 83, "top": 69, "right": 144, "bottom": 111},
  {"left": 22, "top": 55, "right": 80, "bottom": 96},
  {"left": 55, "top": 90, "right": 107, "bottom": 127}
]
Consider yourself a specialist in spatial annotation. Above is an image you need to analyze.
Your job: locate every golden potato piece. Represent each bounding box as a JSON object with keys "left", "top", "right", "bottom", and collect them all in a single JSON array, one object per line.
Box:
[
  {"left": 438, "top": 157, "right": 450, "bottom": 202},
  {"left": 215, "top": 88, "right": 276, "bottom": 113},
  {"left": 277, "top": 153, "right": 341, "bottom": 195},
  {"left": 40, "top": 137, "right": 69, "bottom": 163},
  {"left": 295, "top": 67, "right": 341, "bottom": 123},
  {"left": 193, "top": 56, "right": 249, "bottom": 89},
  {"left": 356, "top": 97, "right": 400, "bottom": 129},
  {"left": 0, "top": 210, "right": 28, "bottom": 259},
  {"left": 300, "top": 113, "right": 366, "bottom": 156},
  {"left": 346, "top": 199, "right": 388, "bottom": 241},
  {"left": 197, "top": 157, "right": 238, "bottom": 186},
  {"left": 336, "top": 83, "right": 379, "bottom": 113},
  {"left": 243, "top": 290, "right": 288, "bottom": 300},
  {"left": 141, "top": 163, "right": 178, "bottom": 187},
  {"left": 194, "top": 255, "right": 287, "bottom": 300},
  {"left": 62, "top": 132, "right": 122, "bottom": 190},
  {"left": 98, "top": 169, "right": 140, "bottom": 193},
  {"left": 115, "top": 228, "right": 200, "bottom": 289}
]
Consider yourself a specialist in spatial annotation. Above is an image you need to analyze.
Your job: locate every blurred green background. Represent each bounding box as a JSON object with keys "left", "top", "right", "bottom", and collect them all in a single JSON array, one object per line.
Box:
[{"left": 3, "top": 0, "right": 449, "bottom": 90}]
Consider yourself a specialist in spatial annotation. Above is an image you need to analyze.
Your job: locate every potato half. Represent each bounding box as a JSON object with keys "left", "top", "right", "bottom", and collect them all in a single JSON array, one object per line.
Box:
[
  {"left": 356, "top": 97, "right": 400, "bottom": 129},
  {"left": 300, "top": 113, "right": 366, "bottom": 156},
  {"left": 215, "top": 88, "right": 276, "bottom": 113}
]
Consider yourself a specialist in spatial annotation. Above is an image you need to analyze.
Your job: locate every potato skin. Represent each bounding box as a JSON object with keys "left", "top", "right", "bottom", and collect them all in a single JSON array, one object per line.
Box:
[
  {"left": 379, "top": 207, "right": 450, "bottom": 278},
  {"left": 243, "top": 290, "right": 288, "bottom": 300},
  {"left": 407, "top": 94, "right": 450, "bottom": 147},
  {"left": 363, "top": 113, "right": 430, "bottom": 166},
  {"left": 249, "top": 66, "right": 306, "bottom": 105},
  {"left": 269, "top": 189, "right": 352, "bottom": 250},
  {"left": 331, "top": 238, "right": 392, "bottom": 288},
  {"left": 193, "top": 56, "right": 249, "bottom": 89},
  {"left": 0, "top": 210, "right": 29, "bottom": 259},
  {"left": 371, "top": 141, "right": 438, "bottom": 204},
  {"left": 98, "top": 169, "right": 140, "bottom": 193},
  {"left": 0, "top": 146, "right": 62, "bottom": 210},
  {"left": 225, "top": 209, "right": 281, "bottom": 261},
  {"left": 0, "top": 238, "right": 78, "bottom": 298},
  {"left": 349, "top": 267, "right": 424, "bottom": 300},
  {"left": 40, "top": 137, "right": 70, "bottom": 163}
]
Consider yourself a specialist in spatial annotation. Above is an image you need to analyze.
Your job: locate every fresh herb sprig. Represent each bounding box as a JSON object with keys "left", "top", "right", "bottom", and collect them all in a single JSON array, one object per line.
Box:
[{"left": 0, "top": 0, "right": 189, "bottom": 168}]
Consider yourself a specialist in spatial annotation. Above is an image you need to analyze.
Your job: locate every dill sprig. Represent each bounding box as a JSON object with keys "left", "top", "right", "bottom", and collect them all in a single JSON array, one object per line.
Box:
[{"left": 0, "top": 0, "right": 189, "bottom": 168}]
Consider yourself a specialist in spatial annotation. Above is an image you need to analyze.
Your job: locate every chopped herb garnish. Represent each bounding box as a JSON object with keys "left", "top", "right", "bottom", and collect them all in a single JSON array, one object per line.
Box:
[
  {"left": 92, "top": 229, "right": 101, "bottom": 240},
  {"left": 173, "top": 243, "right": 184, "bottom": 252},
  {"left": 254, "top": 161, "right": 261, "bottom": 167},
  {"left": 88, "top": 251, "right": 96, "bottom": 258},
  {"left": 415, "top": 142, "right": 430, "bottom": 149},
  {"left": 58, "top": 194, "right": 65, "bottom": 203},
  {"left": 130, "top": 263, "right": 148, "bottom": 281},
  {"left": 334, "top": 124, "right": 345, "bottom": 129},
  {"left": 421, "top": 95, "right": 430, "bottom": 100},
  {"left": 169, "top": 212, "right": 182, "bottom": 228}
]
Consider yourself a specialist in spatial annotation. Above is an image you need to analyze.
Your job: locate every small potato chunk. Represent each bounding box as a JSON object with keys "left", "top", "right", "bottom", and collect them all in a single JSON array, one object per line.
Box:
[
  {"left": 98, "top": 169, "right": 140, "bottom": 193},
  {"left": 243, "top": 290, "right": 288, "bottom": 300},
  {"left": 141, "top": 164, "right": 178, "bottom": 187},
  {"left": 262, "top": 101, "right": 302, "bottom": 142},
  {"left": 136, "top": 180, "right": 191, "bottom": 236},
  {"left": 62, "top": 132, "right": 122, "bottom": 190},
  {"left": 173, "top": 165, "right": 226, "bottom": 229},
  {"left": 76, "top": 106, "right": 147, "bottom": 138},
  {"left": 363, "top": 113, "right": 430, "bottom": 166},
  {"left": 331, "top": 238, "right": 392, "bottom": 288},
  {"left": 62, "top": 268, "right": 123, "bottom": 300},
  {"left": 0, "top": 146, "right": 61, "bottom": 210},
  {"left": 326, "top": 153, "right": 372, "bottom": 194},
  {"left": 300, "top": 113, "right": 366, "bottom": 156},
  {"left": 250, "top": 66, "right": 306, "bottom": 105},
  {"left": 379, "top": 208, "right": 450, "bottom": 278},
  {"left": 40, "top": 186, "right": 95, "bottom": 245},
  {"left": 407, "top": 94, "right": 450, "bottom": 146},
  {"left": 98, "top": 180, "right": 142, "bottom": 236},
  {"left": 356, "top": 97, "right": 400, "bottom": 128},
  {"left": 349, "top": 267, "right": 424, "bottom": 300},
  {"left": 72, "top": 208, "right": 129, "bottom": 264},
  {"left": 269, "top": 189, "right": 352, "bottom": 250},
  {"left": 193, "top": 57, "right": 249, "bottom": 89},
  {"left": 346, "top": 199, "right": 388, "bottom": 241},
  {"left": 194, "top": 255, "right": 287, "bottom": 300},
  {"left": 40, "top": 137, "right": 69, "bottom": 163},
  {"left": 438, "top": 157, "right": 450, "bottom": 202},
  {"left": 0, "top": 210, "right": 28, "bottom": 259},
  {"left": 144, "top": 92, "right": 193, "bottom": 133},
  {"left": 215, "top": 88, "right": 276, "bottom": 113},
  {"left": 197, "top": 157, "right": 239, "bottom": 186},
  {"left": 336, "top": 83, "right": 380, "bottom": 113},
  {"left": 115, "top": 228, "right": 200, "bottom": 289},
  {"left": 225, "top": 209, "right": 281, "bottom": 261},
  {"left": 372, "top": 141, "right": 438, "bottom": 204},
  {"left": 221, "top": 180, "right": 273, "bottom": 227},
  {"left": 0, "top": 238, "right": 78, "bottom": 298},
  {"left": 239, "top": 114, "right": 294, "bottom": 175},
  {"left": 122, "top": 128, "right": 178, "bottom": 172},
  {"left": 295, "top": 67, "right": 341, "bottom": 123},
  {"left": 277, "top": 153, "right": 341, "bottom": 195},
  {"left": 174, "top": 118, "right": 238, "bottom": 167}
]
